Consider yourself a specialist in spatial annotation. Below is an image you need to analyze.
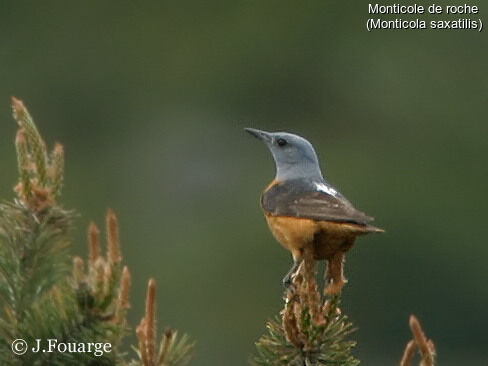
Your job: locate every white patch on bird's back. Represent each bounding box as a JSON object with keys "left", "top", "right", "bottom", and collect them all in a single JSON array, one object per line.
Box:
[{"left": 314, "top": 182, "right": 338, "bottom": 196}]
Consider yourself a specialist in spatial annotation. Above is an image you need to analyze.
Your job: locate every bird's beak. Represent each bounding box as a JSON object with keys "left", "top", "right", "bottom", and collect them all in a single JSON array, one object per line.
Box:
[{"left": 244, "top": 128, "right": 272, "bottom": 143}]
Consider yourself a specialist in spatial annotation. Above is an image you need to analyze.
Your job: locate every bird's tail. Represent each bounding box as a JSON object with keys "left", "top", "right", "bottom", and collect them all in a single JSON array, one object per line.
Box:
[{"left": 363, "top": 224, "right": 385, "bottom": 233}]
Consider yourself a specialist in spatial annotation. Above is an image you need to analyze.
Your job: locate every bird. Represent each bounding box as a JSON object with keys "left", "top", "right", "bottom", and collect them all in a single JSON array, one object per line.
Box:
[{"left": 245, "top": 128, "right": 383, "bottom": 295}]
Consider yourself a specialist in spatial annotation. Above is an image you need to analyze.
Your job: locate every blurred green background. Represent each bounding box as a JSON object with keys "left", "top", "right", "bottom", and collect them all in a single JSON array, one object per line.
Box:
[{"left": 1, "top": 2, "right": 487, "bottom": 365}]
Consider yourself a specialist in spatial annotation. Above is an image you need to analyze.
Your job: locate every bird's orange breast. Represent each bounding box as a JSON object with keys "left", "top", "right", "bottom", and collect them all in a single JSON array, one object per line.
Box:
[
  {"left": 264, "top": 213, "right": 368, "bottom": 261},
  {"left": 264, "top": 214, "right": 319, "bottom": 259}
]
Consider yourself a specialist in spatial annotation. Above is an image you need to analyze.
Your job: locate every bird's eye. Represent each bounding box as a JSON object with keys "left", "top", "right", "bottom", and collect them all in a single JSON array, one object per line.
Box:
[{"left": 276, "top": 138, "right": 287, "bottom": 147}]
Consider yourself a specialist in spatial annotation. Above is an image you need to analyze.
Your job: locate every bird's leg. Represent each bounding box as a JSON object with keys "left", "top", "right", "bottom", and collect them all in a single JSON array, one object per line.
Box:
[
  {"left": 324, "top": 251, "right": 346, "bottom": 295},
  {"left": 282, "top": 259, "right": 302, "bottom": 292}
]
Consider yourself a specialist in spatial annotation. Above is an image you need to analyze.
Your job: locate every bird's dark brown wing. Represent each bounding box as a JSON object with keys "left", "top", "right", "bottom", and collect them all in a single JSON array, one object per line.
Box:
[{"left": 261, "top": 180, "right": 374, "bottom": 225}]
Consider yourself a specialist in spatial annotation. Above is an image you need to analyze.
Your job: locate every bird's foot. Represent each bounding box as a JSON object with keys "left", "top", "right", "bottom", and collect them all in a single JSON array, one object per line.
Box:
[
  {"left": 283, "top": 275, "right": 297, "bottom": 295},
  {"left": 282, "top": 274, "right": 292, "bottom": 288},
  {"left": 283, "top": 286, "right": 299, "bottom": 303},
  {"left": 282, "top": 260, "right": 302, "bottom": 291}
]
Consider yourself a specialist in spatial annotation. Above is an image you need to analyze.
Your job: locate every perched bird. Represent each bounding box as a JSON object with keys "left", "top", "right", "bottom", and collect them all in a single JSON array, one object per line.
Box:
[{"left": 245, "top": 128, "right": 383, "bottom": 294}]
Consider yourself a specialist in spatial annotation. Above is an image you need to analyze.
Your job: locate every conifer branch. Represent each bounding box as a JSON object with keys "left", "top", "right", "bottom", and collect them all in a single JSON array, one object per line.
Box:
[
  {"left": 253, "top": 247, "right": 359, "bottom": 366},
  {"left": 131, "top": 279, "right": 194, "bottom": 366},
  {"left": 0, "top": 98, "right": 193, "bottom": 365},
  {"left": 49, "top": 143, "right": 64, "bottom": 198},
  {"left": 400, "top": 340, "right": 417, "bottom": 366},
  {"left": 400, "top": 315, "right": 436, "bottom": 366},
  {"left": 11, "top": 97, "right": 48, "bottom": 187}
]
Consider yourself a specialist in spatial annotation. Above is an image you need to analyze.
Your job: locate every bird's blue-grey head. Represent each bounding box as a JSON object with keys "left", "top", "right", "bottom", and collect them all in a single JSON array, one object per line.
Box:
[{"left": 245, "top": 128, "right": 324, "bottom": 181}]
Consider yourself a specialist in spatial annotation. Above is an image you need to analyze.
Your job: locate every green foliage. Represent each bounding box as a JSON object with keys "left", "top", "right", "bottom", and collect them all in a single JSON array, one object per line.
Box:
[
  {"left": 156, "top": 331, "right": 194, "bottom": 366},
  {"left": 130, "top": 328, "right": 194, "bottom": 366},
  {"left": 0, "top": 98, "right": 123, "bottom": 365},
  {"left": 0, "top": 98, "right": 193, "bottom": 366},
  {"left": 254, "top": 300, "right": 359, "bottom": 366},
  {"left": 0, "top": 202, "right": 73, "bottom": 324}
]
